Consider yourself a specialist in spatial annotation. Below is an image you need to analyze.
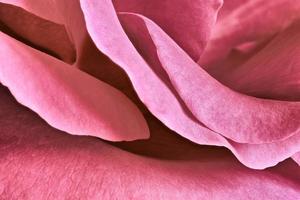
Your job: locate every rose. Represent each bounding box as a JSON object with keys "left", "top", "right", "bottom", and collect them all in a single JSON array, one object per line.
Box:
[{"left": 0, "top": 0, "right": 300, "bottom": 199}]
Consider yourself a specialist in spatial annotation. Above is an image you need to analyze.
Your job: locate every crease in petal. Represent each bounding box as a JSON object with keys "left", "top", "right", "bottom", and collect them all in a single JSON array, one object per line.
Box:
[{"left": 0, "top": 31, "right": 149, "bottom": 141}]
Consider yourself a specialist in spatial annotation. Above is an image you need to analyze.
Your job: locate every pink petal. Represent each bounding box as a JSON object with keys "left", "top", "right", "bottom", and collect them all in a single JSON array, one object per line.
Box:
[
  {"left": 113, "top": 0, "right": 222, "bottom": 60},
  {"left": 199, "top": 0, "right": 300, "bottom": 69},
  {"left": 1, "top": 85, "right": 300, "bottom": 199},
  {"left": 292, "top": 153, "right": 300, "bottom": 166},
  {"left": 118, "top": 13, "right": 300, "bottom": 169},
  {"left": 0, "top": 0, "right": 63, "bottom": 24},
  {"left": 0, "top": 31, "right": 149, "bottom": 141},
  {"left": 53, "top": 0, "right": 90, "bottom": 60},
  {"left": 78, "top": 1, "right": 300, "bottom": 168},
  {"left": 0, "top": 3, "right": 76, "bottom": 63},
  {"left": 125, "top": 13, "right": 300, "bottom": 144},
  {"left": 219, "top": 20, "right": 300, "bottom": 101}
]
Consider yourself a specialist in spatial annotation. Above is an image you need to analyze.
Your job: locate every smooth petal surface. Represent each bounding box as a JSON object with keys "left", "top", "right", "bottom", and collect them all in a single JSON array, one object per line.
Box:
[
  {"left": 113, "top": 0, "right": 222, "bottom": 60},
  {"left": 1, "top": 85, "right": 300, "bottom": 199},
  {"left": 0, "top": 31, "right": 149, "bottom": 141}
]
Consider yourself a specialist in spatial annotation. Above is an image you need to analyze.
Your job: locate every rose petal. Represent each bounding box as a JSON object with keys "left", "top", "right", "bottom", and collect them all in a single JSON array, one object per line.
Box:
[
  {"left": 199, "top": 0, "right": 300, "bottom": 69},
  {"left": 0, "top": 0, "right": 63, "bottom": 24},
  {"left": 126, "top": 13, "right": 300, "bottom": 144},
  {"left": 78, "top": 1, "right": 300, "bottom": 169},
  {"left": 112, "top": 0, "right": 222, "bottom": 60},
  {"left": 0, "top": 3, "right": 76, "bottom": 63},
  {"left": 1, "top": 85, "right": 300, "bottom": 199},
  {"left": 218, "top": 20, "right": 300, "bottom": 101},
  {"left": 118, "top": 13, "right": 300, "bottom": 169},
  {"left": 0, "top": 31, "right": 149, "bottom": 141},
  {"left": 292, "top": 153, "right": 300, "bottom": 166}
]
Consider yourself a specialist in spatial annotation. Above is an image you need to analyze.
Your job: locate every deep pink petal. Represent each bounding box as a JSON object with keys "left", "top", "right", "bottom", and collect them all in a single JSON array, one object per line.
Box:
[
  {"left": 0, "top": 31, "right": 149, "bottom": 141},
  {"left": 1, "top": 86, "right": 300, "bottom": 199},
  {"left": 113, "top": 0, "right": 222, "bottom": 60}
]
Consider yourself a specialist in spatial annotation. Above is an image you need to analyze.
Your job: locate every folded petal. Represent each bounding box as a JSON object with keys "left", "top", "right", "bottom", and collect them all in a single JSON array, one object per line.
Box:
[
  {"left": 113, "top": 0, "right": 222, "bottom": 60},
  {"left": 0, "top": 31, "right": 149, "bottom": 141},
  {"left": 1, "top": 85, "right": 300, "bottom": 199}
]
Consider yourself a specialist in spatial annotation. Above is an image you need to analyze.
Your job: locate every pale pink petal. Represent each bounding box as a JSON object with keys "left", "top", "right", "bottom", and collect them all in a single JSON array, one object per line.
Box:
[
  {"left": 0, "top": 31, "right": 149, "bottom": 141},
  {"left": 113, "top": 0, "right": 222, "bottom": 60},
  {"left": 199, "top": 0, "right": 300, "bottom": 69},
  {"left": 1, "top": 86, "right": 300, "bottom": 199}
]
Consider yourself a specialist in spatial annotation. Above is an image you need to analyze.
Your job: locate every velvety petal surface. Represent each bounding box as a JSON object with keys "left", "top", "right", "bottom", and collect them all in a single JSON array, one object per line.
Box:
[
  {"left": 1, "top": 85, "right": 300, "bottom": 199},
  {"left": 0, "top": 31, "right": 149, "bottom": 141}
]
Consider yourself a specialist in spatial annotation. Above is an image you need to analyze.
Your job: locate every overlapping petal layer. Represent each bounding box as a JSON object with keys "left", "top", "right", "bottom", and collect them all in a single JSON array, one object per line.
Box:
[
  {"left": 0, "top": 0, "right": 299, "bottom": 171},
  {"left": 1, "top": 85, "right": 300, "bottom": 199},
  {"left": 133, "top": 14, "right": 300, "bottom": 144},
  {"left": 199, "top": 0, "right": 300, "bottom": 69},
  {"left": 0, "top": 3, "right": 76, "bottom": 63},
  {"left": 0, "top": 31, "right": 149, "bottom": 141},
  {"left": 0, "top": 0, "right": 63, "bottom": 23},
  {"left": 216, "top": 20, "right": 300, "bottom": 101},
  {"left": 113, "top": 0, "right": 222, "bottom": 60},
  {"left": 79, "top": 0, "right": 300, "bottom": 168}
]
